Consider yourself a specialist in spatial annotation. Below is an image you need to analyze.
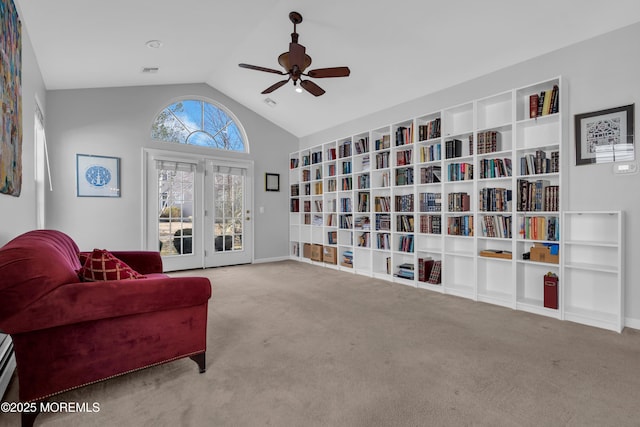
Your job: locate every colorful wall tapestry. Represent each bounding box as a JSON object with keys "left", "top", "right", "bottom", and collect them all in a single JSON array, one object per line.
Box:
[{"left": 0, "top": 0, "right": 21, "bottom": 196}]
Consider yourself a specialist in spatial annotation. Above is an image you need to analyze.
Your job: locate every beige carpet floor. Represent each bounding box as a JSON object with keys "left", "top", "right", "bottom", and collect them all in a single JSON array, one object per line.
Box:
[{"left": 1, "top": 260, "right": 640, "bottom": 427}]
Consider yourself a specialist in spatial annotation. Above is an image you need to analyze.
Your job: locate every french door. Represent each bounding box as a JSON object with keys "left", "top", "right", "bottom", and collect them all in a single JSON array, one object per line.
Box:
[{"left": 145, "top": 150, "right": 253, "bottom": 271}]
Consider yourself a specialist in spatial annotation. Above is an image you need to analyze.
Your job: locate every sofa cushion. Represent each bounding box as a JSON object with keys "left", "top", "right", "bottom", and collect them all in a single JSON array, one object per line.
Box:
[
  {"left": 79, "top": 249, "right": 146, "bottom": 281},
  {"left": 0, "top": 230, "right": 82, "bottom": 322}
]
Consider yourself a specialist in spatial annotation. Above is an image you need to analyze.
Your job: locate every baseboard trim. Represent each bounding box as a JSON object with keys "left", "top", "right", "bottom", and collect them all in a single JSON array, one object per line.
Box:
[
  {"left": 253, "top": 256, "right": 291, "bottom": 264},
  {"left": 624, "top": 317, "right": 640, "bottom": 331}
]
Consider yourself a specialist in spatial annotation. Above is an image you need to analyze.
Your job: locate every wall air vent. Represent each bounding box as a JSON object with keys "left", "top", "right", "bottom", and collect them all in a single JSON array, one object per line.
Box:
[{"left": 142, "top": 67, "right": 159, "bottom": 74}]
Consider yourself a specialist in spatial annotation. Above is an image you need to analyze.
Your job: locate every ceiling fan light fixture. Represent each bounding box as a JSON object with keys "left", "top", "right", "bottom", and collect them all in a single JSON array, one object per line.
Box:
[{"left": 295, "top": 84, "right": 303, "bottom": 93}]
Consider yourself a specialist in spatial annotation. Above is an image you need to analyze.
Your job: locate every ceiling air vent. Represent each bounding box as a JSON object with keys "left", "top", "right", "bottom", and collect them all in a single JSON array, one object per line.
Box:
[{"left": 142, "top": 67, "right": 159, "bottom": 74}]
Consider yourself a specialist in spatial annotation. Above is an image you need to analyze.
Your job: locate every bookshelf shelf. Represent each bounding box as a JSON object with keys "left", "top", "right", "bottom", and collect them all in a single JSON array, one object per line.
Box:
[{"left": 288, "top": 78, "right": 623, "bottom": 332}]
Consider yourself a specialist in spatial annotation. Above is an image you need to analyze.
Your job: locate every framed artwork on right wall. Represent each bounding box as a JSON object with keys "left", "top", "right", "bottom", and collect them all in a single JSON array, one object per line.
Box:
[{"left": 574, "top": 104, "right": 635, "bottom": 165}]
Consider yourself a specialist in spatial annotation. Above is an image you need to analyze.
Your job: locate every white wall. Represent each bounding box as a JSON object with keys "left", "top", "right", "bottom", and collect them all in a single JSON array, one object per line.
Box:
[
  {"left": 0, "top": 12, "right": 46, "bottom": 244},
  {"left": 300, "top": 22, "right": 640, "bottom": 327},
  {"left": 44, "top": 84, "right": 297, "bottom": 261}
]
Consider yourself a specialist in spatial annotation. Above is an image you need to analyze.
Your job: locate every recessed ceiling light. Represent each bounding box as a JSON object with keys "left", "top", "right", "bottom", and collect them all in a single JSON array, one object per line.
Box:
[{"left": 145, "top": 40, "right": 163, "bottom": 49}]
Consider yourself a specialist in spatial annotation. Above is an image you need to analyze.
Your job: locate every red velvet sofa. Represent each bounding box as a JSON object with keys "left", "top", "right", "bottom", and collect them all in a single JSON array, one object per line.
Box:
[{"left": 0, "top": 230, "right": 211, "bottom": 426}]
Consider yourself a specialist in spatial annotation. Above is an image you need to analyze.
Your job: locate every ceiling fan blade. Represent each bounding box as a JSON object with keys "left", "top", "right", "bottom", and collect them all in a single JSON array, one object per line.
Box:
[
  {"left": 239, "top": 63, "right": 286, "bottom": 75},
  {"left": 289, "top": 42, "right": 306, "bottom": 72},
  {"left": 307, "top": 67, "right": 351, "bottom": 78},
  {"left": 301, "top": 80, "right": 325, "bottom": 97},
  {"left": 261, "top": 78, "right": 290, "bottom": 94}
]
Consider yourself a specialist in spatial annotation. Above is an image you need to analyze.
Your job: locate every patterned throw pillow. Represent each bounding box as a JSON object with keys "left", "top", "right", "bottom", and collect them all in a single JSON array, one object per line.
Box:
[{"left": 78, "top": 249, "right": 146, "bottom": 281}]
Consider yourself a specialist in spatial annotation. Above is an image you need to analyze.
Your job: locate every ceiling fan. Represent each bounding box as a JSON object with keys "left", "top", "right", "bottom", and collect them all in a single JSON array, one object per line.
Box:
[{"left": 239, "top": 11, "right": 350, "bottom": 97}]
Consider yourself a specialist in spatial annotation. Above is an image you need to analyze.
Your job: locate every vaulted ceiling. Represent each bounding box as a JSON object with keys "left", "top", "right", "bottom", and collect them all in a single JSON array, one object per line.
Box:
[{"left": 15, "top": 0, "right": 640, "bottom": 137}]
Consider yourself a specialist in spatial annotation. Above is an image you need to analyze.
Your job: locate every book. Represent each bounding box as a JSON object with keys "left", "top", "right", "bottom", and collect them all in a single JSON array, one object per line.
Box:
[
  {"left": 529, "top": 93, "right": 539, "bottom": 118},
  {"left": 427, "top": 260, "right": 442, "bottom": 284}
]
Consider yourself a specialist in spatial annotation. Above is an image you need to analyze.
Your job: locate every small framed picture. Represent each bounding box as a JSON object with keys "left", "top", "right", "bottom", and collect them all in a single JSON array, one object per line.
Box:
[
  {"left": 76, "top": 154, "right": 121, "bottom": 197},
  {"left": 574, "top": 104, "right": 635, "bottom": 165},
  {"left": 265, "top": 173, "right": 280, "bottom": 192}
]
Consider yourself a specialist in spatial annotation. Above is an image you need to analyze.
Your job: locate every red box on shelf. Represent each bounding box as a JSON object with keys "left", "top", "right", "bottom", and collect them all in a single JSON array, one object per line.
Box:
[{"left": 544, "top": 273, "right": 559, "bottom": 309}]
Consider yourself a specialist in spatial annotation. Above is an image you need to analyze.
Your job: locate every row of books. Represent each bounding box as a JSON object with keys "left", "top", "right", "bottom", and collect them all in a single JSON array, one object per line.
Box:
[
  {"left": 375, "top": 135, "right": 391, "bottom": 150},
  {"left": 445, "top": 139, "right": 464, "bottom": 159},
  {"left": 314, "top": 182, "right": 322, "bottom": 195},
  {"left": 398, "top": 235, "right": 414, "bottom": 252},
  {"left": 420, "top": 214, "right": 442, "bottom": 234},
  {"left": 291, "top": 184, "right": 299, "bottom": 196},
  {"left": 475, "top": 131, "right": 501, "bottom": 154},
  {"left": 395, "top": 194, "right": 414, "bottom": 212},
  {"left": 354, "top": 216, "right": 371, "bottom": 230},
  {"left": 478, "top": 188, "right": 512, "bottom": 212},
  {"left": 341, "top": 161, "right": 352, "bottom": 174},
  {"left": 479, "top": 214, "right": 512, "bottom": 238},
  {"left": 418, "top": 118, "right": 441, "bottom": 141},
  {"left": 395, "top": 167, "right": 414, "bottom": 186},
  {"left": 376, "top": 233, "right": 391, "bottom": 250},
  {"left": 375, "top": 151, "right": 390, "bottom": 169},
  {"left": 357, "top": 192, "right": 370, "bottom": 212},
  {"left": 374, "top": 196, "right": 391, "bottom": 212},
  {"left": 479, "top": 158, "right": 512, "bottom": 179},
  {"left": 327, "top": 147, "right": 337, "bottom": 160},
  {"left": 396, "top": 215, "right": 414, "bottom": 232},
  {"left": 357, "top": 174, "right": 370, "bottom": 190},
  {"left": 516, "top": 179, "right": 559, "bottom": 212},
  {"left": 419, "top": 143, "right": 441, "bottom": 162},
  {"left": 339, "top": 197, "right": 353, "bottom": 213},
  {"left": 339, "top": 214, "right": 353, "bottom": 229},
  {"left": 447, "top": 162, "right": 473, "bottom": 181},
  {"left": 447, "top": 192, "right": 471, "bottom": 212},
  {"left": 338, "top": 141, "right": 352, "bottom": 158},
  {"left": 529, "top": 85, "right": 559, "bottom": 118},
  {"left": 376, "top": 214, "right": 391, "bottom": 231},
  {"left": 448, "top": 215, "right": 474, "bottom": 236},
  {"left": 420, "top": 165, "right": 441, "bottom": 183},
  {"left": 290, "top": 158, "right": 300, "bottom": 169},
  {"left": 518, "top": 215, "right": 559, "bottom": 241},
  {"left": 326, "top": 179, "right": 337, "bottom": 192},
  {"left": 311, "top": 151, "right": 322, "bottom": 164},
  {"left": 327, "top": 231, "right": 337, "bottom": 244},
  {"left": 341, "top": 177, "right": 352, "bottom": 191},
  {"left": 354, "top": 137, "right": 369, "bottom": 155},
  {"left": 395, "top": 125, "right": 413, "bottom": 146},
  {"left": 419, "top": 192, "right": 442, "bottom": 212},
  {"left": 520, "top": 150, "right": 559, "bottom": 175},
  {"left": 396, "top": 149, "right": 413, "bottom": 166}
]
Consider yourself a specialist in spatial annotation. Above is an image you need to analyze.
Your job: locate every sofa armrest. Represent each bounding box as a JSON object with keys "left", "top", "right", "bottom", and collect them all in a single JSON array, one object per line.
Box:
[
  {"left": 79, "top": 251, "right": 164, "bottom": 275},
  {"left": 2, "top": 276, "right": 211, "bottom": 334}
]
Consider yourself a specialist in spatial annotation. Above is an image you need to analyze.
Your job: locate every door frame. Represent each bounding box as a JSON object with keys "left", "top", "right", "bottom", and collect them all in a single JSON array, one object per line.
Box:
[{"left": 142, "top": 148, "right": 254, "bottom": 271}]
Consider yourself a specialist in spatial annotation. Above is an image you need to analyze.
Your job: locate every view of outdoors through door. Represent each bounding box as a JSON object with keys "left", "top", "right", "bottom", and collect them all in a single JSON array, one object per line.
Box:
[
  {"left": 213, "top": 170, "right": 244, "bottom": 254},
  {"left": 157, "top": 163, "right": 195, "bottom": 257}
]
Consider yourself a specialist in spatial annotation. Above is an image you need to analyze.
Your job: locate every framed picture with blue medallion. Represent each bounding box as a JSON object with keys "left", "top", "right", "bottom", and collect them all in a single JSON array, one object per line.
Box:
[{"left": 76, "top": 154, "right": 121, "bottom": 197}]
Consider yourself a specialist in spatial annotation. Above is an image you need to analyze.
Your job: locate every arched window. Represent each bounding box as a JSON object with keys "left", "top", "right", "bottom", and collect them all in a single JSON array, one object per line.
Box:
[{"left": 151, "top": 99, "right": 247, "bottom": 152}]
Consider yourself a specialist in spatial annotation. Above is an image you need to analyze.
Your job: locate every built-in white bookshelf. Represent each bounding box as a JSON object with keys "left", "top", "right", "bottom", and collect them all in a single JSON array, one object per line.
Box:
[{"left": 288, "top": 77, "right": 623, "bottom": 332}]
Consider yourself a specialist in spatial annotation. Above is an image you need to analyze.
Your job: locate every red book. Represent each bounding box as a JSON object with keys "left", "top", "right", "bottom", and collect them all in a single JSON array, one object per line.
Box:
[
  {"left": 530, "top": 94, "right": 539, "bottom": 118},
  {"left": 544, "top": 273, "right": 558, "bottom": 309}
]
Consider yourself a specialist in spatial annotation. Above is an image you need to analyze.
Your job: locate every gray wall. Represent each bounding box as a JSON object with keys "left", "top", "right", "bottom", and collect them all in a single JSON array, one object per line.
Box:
[
  {"left": 0, "top": 15, "right": 46, "bottom": 244},
  {"left": 44, "top": 84, "right": 297, "bottom": 261},
  {"left": 300, "top": 22, "right": 640, "bottom": 326}
]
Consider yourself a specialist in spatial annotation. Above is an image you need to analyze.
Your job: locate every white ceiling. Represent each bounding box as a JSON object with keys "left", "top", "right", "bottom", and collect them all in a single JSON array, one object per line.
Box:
[{"left": 15, "top": 0, "right": 640, "bottom": 137}]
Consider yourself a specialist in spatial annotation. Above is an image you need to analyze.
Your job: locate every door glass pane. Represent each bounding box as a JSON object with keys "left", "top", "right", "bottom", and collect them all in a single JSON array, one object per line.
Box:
[
  {"left": 213, "top": 171, "right": 244, "bottom": 252},
  {"left": 158, "top": 169, "right": 194, "bottom": 255}
]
